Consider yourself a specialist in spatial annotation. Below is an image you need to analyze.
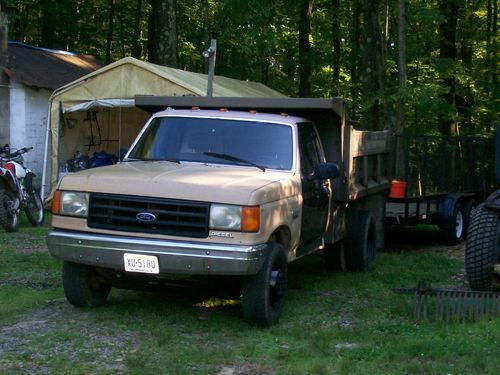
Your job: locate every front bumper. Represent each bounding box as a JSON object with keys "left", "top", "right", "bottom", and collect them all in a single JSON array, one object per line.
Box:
[{"left": 47, "top": 230, "right": 268, "bottom": 276}]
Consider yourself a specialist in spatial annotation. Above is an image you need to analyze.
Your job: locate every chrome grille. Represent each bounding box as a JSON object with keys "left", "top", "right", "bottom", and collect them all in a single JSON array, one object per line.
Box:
[{"left": 88, "top": 193, "right": 209, "bottom": 238}]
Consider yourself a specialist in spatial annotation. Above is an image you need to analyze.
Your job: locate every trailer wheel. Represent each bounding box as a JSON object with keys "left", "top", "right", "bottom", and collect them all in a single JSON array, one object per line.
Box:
[
  {"left": 442, "top": 202, "right": 466, "bottom": 245},
  {"left": 63, "top": 261, "right": 111, "bottom": 307},
  {"left": 345, "top": 211, "right": 376, "bottom": 272},
  {"left": 242, "top": 242, "right": 287, "bottom": 326},
  {"left": 465, "top": 204, "right": 500, "bottom": 291}
]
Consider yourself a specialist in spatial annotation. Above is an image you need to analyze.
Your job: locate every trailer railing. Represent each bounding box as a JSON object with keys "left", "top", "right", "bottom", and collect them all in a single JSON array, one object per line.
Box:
[{"left": 394, "top": 135, "right": 495, "bottom": 198}]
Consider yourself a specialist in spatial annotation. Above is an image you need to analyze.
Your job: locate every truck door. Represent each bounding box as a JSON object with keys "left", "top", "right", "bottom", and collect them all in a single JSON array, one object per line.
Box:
[{"left": 298, "top": 123, "right": 331, "bottom": 246}]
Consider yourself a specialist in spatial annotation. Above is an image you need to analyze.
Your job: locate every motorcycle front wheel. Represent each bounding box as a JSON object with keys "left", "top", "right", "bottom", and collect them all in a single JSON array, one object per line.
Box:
[
  {"left": 0, "top": 188, "right": 20, "bottom": 232},
  {"left": 25, "top": 189, "right": 44, "bottom": 226}
]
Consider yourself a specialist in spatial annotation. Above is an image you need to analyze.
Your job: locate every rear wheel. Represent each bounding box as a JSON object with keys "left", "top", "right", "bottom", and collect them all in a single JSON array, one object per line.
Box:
[
  {"left": 63, "top": 261, "right": 111, "bottom": 307},
  {"left": 25, "top": 189, "right": 44, "bottom": 226},
  {"left": 0, "top": 188, "right": 20, "bottom": 232},
  {"left": 465, "top": 204, "right": 500, "bottom": 291},
  {"left": 242, "top": 242, "right": 288, "bottom": 326},
  {"left": 345, "top": 211, "right": 376, "bottom": 272}
]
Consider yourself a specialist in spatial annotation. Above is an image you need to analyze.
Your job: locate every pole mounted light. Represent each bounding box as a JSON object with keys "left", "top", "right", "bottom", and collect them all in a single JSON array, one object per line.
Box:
[{"left": 203, "top": 39, "right": 217, "bottom": 97}]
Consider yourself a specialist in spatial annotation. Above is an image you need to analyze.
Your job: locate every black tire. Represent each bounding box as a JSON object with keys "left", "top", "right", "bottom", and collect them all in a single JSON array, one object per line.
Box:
[
  {"left": 442, "top": 203, "right": 466, "bottom": 245},
  {"left": 345, "top": 211, "right": 376, "bottom": 272},
  {"left": 465, "top": 204, "right": 500, "bottom": 291},
  {"left": 0, "top": 188, "right": 20, "bottom": 232},
  {"left": 242, "top": 242, "right": 288, "bottom": 326},
  {"left": 25, "top": 189, "right": 44, "bottom": 226},
  {"left": 62, "top": 261, "right": 111, "bottom": 307},
  {"left": 463, "top": 199, "right": 477, "bottom": 239}
]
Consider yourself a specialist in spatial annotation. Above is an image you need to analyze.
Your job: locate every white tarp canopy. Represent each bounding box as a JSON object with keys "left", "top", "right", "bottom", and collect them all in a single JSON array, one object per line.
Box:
[
  {"left": 41, "top": 56, "right": 285, "bottom": 199},
  {"left": 64, "top": 99, "right": 135, "bottom": 113}
]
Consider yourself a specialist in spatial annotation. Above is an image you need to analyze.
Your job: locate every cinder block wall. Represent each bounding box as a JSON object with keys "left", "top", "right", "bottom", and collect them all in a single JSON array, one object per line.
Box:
[{"left": 9, "top": 81, "right": 51, "bottom": 184}]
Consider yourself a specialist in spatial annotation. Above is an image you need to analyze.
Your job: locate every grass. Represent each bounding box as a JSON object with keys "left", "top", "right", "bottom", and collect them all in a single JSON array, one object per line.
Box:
[{"left": 1, "top": 218, "right": 499, "bottom": 374}]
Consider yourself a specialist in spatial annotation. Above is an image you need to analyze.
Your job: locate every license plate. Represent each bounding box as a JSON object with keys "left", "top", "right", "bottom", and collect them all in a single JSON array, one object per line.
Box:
[{"left": 123, "top": 253, "right": 159, "bottom": 274}]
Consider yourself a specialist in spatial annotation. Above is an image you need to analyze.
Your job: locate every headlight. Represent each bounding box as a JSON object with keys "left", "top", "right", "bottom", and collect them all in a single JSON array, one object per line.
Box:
[
  {"left": 209, "top": 204, "right": 260, "bottom": 232},
  {"left": 52, "top": 191, "right": 89, "bottom": 217},
  {"left": 210, "top": 204, "right": 242, "bottom": 230}
]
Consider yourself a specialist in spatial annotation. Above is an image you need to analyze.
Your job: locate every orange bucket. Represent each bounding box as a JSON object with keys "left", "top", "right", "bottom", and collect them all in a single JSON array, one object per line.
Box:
[{"left": 389, "top": 180, "right": 407, "bottom": 198}]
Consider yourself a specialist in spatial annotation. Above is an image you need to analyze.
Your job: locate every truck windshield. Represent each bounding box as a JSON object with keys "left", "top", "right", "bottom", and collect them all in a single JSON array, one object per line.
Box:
[{"left": 127, "top": 116, "right": 294, "bottom": 171}]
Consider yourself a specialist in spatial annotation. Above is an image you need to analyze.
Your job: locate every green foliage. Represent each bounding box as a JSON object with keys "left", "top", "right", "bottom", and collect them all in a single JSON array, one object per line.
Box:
[{"left": 1, "top": 0, "right": 497, "bottom": 135}]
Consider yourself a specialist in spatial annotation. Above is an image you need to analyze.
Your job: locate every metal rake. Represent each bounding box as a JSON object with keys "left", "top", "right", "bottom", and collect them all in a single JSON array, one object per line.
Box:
[{"left": 393, "top": 280, "right": 500, "bottom": 322}]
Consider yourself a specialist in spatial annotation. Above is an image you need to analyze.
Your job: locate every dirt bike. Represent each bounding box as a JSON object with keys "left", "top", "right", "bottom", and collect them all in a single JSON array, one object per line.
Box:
[{"left": 0, "top": 145, "right": 44, "bottom": 232}]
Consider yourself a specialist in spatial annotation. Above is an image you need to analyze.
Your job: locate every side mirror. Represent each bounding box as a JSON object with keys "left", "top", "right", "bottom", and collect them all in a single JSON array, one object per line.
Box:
[{"left": 313, "top": 162, "right": 339, "bottom": 180}]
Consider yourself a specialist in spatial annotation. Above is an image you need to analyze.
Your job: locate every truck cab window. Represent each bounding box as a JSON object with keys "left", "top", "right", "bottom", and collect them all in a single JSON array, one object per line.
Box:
[{"left": 298, "top": 123, "right": 322, "bottom": 176}]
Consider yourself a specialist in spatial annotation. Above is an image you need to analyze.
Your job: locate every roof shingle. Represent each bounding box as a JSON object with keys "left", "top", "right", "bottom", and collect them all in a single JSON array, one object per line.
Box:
[{"left": 2, "top": 42, "right": 102, "bottom": 90}]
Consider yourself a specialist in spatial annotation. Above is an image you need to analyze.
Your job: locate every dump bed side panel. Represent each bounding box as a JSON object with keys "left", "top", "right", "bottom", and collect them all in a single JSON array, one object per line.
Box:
[{"left": 345, "top": 126, "right": 392, "bottom": 201}]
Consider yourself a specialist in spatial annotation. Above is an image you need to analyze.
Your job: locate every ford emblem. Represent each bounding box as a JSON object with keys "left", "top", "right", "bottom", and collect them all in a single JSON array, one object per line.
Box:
[{"left": 136, "top": 212, "right": 157, "bottom": 222}]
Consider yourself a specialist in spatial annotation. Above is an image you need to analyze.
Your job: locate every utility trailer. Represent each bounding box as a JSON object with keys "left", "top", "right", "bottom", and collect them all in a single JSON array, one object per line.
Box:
[{"left": 386, "top": 134, "right": 494, "bottom": 244}]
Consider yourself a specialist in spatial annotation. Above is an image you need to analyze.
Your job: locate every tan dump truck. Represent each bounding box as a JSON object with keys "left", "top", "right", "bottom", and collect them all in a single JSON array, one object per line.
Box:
[{"left": 47, "top": 97, "right": 391, "bottom": 326}]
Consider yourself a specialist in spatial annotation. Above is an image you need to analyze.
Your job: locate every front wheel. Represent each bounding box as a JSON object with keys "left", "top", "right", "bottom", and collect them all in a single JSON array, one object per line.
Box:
[
  {"left": 242, "top": 242, "right": 288, "bottom": 326},
  {"left": 63, "top": 261, "right": 111, "bottom": 307},
  {"left": 25, "top": 189, "right": 44, "bottom": 226},
  {"left": 0, "top": 188, "right": 20, "bottom": 232}
]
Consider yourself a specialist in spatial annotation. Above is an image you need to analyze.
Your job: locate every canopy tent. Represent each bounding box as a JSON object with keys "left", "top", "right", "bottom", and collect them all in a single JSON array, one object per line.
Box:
[{"left": 41, "top": 57, "right": 285, "bottom": 199}]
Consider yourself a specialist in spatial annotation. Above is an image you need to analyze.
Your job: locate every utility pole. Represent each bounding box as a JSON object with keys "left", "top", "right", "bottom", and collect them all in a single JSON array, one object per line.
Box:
[{"left": 203, "top": 39, "right": 217, "bottom": 97}]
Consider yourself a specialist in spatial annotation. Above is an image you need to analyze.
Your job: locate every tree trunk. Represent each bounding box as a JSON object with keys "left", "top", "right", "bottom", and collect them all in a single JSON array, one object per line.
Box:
[
  {"left": 40, "top": 0, "right": 57, "bottom": 49},
  {"left": 202, "top": 0, "right": 210, "bottom": 73},
  {"left": 395, "top": 0, "right": 407, "bottom": 179},
  {"left": 149, "top": 0, "right": 178, "bottom": 68},
  {"left": 438, "top": 0, "right": 460, "bottom": 136},
  {"left": 132, "top": 0, "right": 143, "bottom": 58},
  {"left": 488, "top": 0, "right": 497, "bottom": 97},
  {"left": 299, "top": 0, "right": 314, "bottom": 97},
  {"left": 0, "top": 8, "right": 8, "bottom": 69},
  {"left": 105, "top": 0, "right": 115, "bottom": 64},
  {"left": 361, "top": 0, "right": 385, "bottom": 130},
  {"left": 396, "top": 0, "right": 407, "bottom": 135},
  {"left": 147, "top": 1, "right": 156, "bottom": 63},
  {"left": 331, "top": 0, "right": 340, "bottom": 93},
  {"left": 350, "top": 0, "right": 361, "bottom": 120}
]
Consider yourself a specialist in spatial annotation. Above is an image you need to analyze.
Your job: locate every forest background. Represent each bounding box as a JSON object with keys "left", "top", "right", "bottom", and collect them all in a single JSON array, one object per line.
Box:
[{"left": 0, "top": 0, "right": 497, "bottom": 137}]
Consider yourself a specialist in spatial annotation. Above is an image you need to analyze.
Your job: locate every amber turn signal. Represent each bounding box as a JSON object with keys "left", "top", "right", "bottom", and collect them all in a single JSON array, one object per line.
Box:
[
  {"left": 241, "top": 206, "right": 260, "bottom": 232},
  {"left": 51, "top": 190, "right": 61, "bottom": 214}
]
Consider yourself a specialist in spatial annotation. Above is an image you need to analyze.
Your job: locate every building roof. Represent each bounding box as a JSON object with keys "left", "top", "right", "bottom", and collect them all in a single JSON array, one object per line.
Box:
[{"left": 2, "top": 41, "right": 102, "bottom": 90}]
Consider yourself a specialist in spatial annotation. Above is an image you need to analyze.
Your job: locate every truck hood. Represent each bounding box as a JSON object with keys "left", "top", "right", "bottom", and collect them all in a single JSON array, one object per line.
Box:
[{"left": 58, "top": 161, "right": 299, "bottom": 205}]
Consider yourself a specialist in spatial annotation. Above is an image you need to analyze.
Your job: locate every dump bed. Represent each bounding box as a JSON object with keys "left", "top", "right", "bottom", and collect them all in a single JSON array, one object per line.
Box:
[{"left": 135, "top": 96, "right": 392, "bottom": 202}]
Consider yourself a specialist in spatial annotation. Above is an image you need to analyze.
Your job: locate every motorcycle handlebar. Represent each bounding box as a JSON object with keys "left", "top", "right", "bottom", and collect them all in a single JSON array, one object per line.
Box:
[{"left": 0, "top": 146, "right": 33, "bottom": 160}]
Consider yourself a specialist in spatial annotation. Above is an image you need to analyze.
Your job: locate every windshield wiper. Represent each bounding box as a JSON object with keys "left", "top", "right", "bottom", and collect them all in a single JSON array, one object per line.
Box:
[{"left": 203, "top": 152, "right": 266, "bottom": 172}]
